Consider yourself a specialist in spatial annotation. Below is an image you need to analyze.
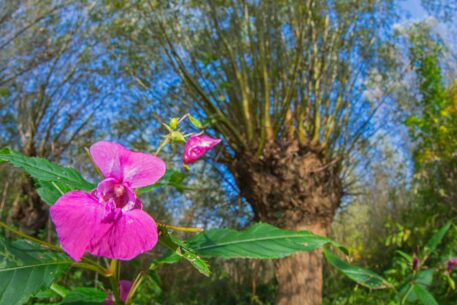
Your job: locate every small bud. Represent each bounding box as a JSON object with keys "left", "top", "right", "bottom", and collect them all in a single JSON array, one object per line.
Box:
[
  {"left": 183, "top": 135, "right": 221, "bottom": 165},
  {"left": 169, "top": 117, "right": 180, "bottom": 130},
  {"left": 170, "top": 131, "right": 186, "bottom": 143},
  {"left": 448, "top": 258, "right": 457, "bottom": 272},
  {"left": 412, "top": 256, "right": 419, "bottom": 271}
]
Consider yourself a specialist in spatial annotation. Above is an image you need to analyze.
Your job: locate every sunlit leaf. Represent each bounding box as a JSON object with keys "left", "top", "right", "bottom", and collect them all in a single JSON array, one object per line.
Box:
[
  {"left": 189, "top": 223, "right": 345, "bottom": 259},
  {"left": 323, "top": 248, "right": 390, "bottom": 289}
]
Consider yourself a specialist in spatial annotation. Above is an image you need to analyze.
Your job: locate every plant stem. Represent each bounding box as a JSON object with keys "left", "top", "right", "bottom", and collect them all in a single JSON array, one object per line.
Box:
[
  {"left": 0, "top": 221, "right": 60, "bottom": 251},
  {"left": 154, "top": 138, "right": 169, "bottom": 156},
  {"left": 72, "top": 262, "right": 108, "bottom": 276},
  {"left": 109, "top": 259, "right": 122, "bottom": 305},
  {"left": 124, "top": 271, "right": 146, "bottom": 305},
  {"left": 157, "top": 222, "right": 204, "bottom": 233},
  {"left": 400, "top": 284, "right": 414, "bottom": 305},
  {"left": 0, "top": 221, "right": 107, "bottom": 274}
]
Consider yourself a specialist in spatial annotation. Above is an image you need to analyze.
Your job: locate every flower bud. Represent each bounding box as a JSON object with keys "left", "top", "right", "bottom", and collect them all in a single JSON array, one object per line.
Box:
[
  {"left": 170, "top": 131, "right": 186, "bottom": 143},
  {"left": 448, "top": 258, "right": 457, "bottom": 272},
  {"left": 183, "top": 135, "right": 221, "bottom": 165},
  {"left": 169, "top": 117, "right": 180, "bottom": 130},
  {"left": 412, "top": 256, "right": 419, "bottom": 271}
]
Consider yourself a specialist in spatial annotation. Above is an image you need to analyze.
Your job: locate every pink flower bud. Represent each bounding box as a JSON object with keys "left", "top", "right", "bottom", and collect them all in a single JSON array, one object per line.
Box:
[
  {"left": 103, "top": 280, "right": 132, "bottom": 305},
  {"left": 183, "top": 135, "right": 221, "bottom": 165},
  {"left": 448, "top": 258, "right": 457, "bottom": 272},
  {"left": 412, "top": 256, "right": 419, "bottom": 271}
]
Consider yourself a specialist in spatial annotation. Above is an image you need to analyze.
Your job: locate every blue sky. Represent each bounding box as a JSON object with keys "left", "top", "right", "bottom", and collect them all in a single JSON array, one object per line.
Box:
[{"left": 401, "top": 0, "right": 428, "bottom": 19}]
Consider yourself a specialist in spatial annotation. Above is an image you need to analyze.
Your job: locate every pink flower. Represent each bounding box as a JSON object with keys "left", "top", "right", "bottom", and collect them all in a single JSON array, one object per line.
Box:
[
  {"left": 50, "top": 141, "right": 166, "bottom": 261},
  {"left": 103, "top": 280, "right": 132, "bottom": 305},
  {"left": 448, "top": 258, "right": 457, "bottom": 271},
  {"left": 182, "top": 135, "right": 221, "bottom": 165}
]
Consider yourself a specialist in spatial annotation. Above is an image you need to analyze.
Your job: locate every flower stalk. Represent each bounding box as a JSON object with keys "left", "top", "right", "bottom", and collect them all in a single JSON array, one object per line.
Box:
[{"left": 109, "top": 260, "right": 122, "bottom": 305}]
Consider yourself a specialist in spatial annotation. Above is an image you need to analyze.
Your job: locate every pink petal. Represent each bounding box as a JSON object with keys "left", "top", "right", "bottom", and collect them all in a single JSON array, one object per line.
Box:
[
  {"left": 50, "top": 191, "right": 103, "bottom": 261},
  {"left": 88, "top": 209, "right": 158, "bottom": 260},
  {"left": 121, "top": 149, "right": 166, "bottom": 188},
  {"left": 89, "top": 141, "right": 124, "bottom": 182},
  {"left": 90, "top": 141, "right": 166, "bottom": 188}
]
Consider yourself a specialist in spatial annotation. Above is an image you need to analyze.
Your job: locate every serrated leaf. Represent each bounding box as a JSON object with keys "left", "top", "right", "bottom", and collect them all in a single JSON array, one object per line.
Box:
[
  {"left": 323, "top": 248, "right": 390, "bottom": 289},
  {"left": 0, "top": 237, "right": 71, "bottom": 305},
  {"left": 413, "top": 284, "right": 438, "bottom": 305},
  {"left": 157, "top": 226, "right": 210, "bottom": 276},
  {"left": 0, "top": 148, "right": 95, "bottom": 199},
  {"left": 188, "top": 223, "right": 344, "bottom": 259}
]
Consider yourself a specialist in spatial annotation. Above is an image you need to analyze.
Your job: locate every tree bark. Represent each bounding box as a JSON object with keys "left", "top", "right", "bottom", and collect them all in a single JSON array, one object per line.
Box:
[
  {"left": 11, "top": 176, "right": 48, "bottom": 236},
  {"left": 274, "top": 223, "right": 327, "bottom": 305},
  {"left": 229, "top": 141, "right": 342, "bottom": 305}
]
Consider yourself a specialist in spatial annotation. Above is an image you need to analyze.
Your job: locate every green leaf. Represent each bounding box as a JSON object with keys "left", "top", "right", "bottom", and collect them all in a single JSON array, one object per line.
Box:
[
  {"left": 416, "top": 269, "right": 433, "bottom": 287},
  {"left": 396, "top": 250, "right": 413, "bottom": 263},
  {"left": 0, "top": 237, "right": 71, "bottom": 305},
  {"left": 150, "top": 251, "right": 182, "bottom": 270},
  {"left": 0, "top": 148, "right": 95, "bottom": 198},
  {"left": 36, "top": 181, "right": 73, "bottom": 205},
  {"left": 323, "top": 248, "right": 390, "bottom": 289},
  {"left": 156, "top": 226, "right": 210, "bottom": 277},
  {"left": 138, "top": 169, "right": 186, "bottom": 193},
  {"left": 412, "top": 284, "right": 439, "bottom": 305},
  {"left": 421, "top": 221, "right": 451, "bottom": 259},
  {"left": 188, "top": 223, "right": 344, "bottom": 259},
  {"left": 60, "top": 288, "right": 106, "bottom": 305}
]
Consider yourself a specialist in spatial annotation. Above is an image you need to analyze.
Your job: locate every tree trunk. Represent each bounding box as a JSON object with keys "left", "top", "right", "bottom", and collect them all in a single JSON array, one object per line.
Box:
[
  {"left": 229, "top": 141, "right": 342, "bottom": 305},
  {"left": 9, "top": 145, "right": 49, "bottom": 236},
  {"left": 274, "top": 223, "right": 327, "bottom": 305},
  {"left": 11, "top": 176, "right": 48, "bottom": 236}
]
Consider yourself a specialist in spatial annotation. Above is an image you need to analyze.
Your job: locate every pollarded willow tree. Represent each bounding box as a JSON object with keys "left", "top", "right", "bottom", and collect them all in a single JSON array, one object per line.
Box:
[
  {"left": 0, "top": 0, "right": 123, "bottom": 234},
  {"left": 111, "top": 0, "right": 396, "bottom": 304}
]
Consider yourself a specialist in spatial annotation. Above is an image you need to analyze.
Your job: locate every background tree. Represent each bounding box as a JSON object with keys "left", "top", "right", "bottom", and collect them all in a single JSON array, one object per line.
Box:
[
  {"left": 106, "top": 0, "right": 397, "bottom": 303},
  {"left": 0, "top": 0, "right": 122, "bottom": 234}
]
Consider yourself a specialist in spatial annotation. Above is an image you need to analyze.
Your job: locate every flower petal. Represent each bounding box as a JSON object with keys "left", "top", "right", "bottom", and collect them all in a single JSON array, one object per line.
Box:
[
  {"left": 121, "top": 150, "right": 166, "bottom": 188},
  {"left": 88, "top": 209, "right": 158, "bottom": 260},
  {"left": 90, "top": 141, "right": 166, "bottom": 188},
  {"left": 89, "top": 141, "right": 126, "bottom": 182},
  {"left": 50, "top": 191, "right": 102, "bottom": 261}
]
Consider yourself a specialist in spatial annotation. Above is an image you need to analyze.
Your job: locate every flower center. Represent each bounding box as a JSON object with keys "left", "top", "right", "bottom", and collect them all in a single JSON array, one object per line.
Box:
[{"left": 96, "top": 178, "right": 135, "bottom": 209}]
